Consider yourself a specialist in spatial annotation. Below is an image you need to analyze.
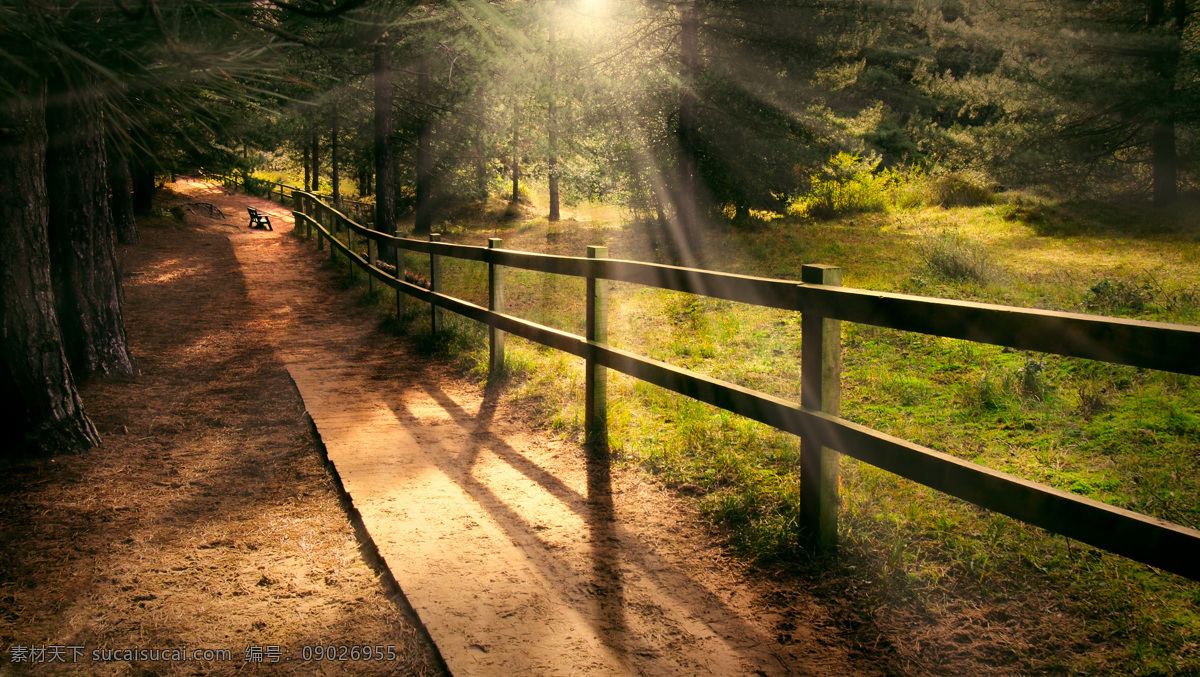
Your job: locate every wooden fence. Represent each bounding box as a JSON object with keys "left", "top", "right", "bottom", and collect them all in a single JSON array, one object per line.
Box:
[
  {"left": 266, "top": 181, "right": 372, "bottom": 223},
  {"left": 211, "top": 175, "right": 374, "bottom": 223},
  {"left": 287, "top": 187, "right": 1200, "bottom": 582}
]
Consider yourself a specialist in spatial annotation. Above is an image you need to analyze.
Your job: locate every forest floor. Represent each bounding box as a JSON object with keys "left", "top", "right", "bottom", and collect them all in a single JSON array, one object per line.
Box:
[
  {"left": 0, "top": 193, "right": 447, "bottom": 675},
  {"left": 1, "top": 181, "right": 898, "bottom": 676}
]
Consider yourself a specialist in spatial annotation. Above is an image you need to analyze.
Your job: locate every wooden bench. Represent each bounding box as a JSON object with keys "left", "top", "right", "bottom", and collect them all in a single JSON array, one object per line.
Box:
[{"left": 247, "top": 207, "right": 272, "bottom": 231}]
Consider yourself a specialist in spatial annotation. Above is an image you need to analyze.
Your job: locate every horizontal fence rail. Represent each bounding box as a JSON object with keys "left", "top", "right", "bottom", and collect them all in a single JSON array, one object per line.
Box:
[
  {"left": 270, "top": 182, "right": 372, "bottom": 219},
  {"left": 287, "top": 187, "right": 1200, "bottom": 581}
]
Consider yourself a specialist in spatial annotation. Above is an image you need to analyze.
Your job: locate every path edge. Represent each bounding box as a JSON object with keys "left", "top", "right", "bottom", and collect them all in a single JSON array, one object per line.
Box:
[{"left": 286, "top": 370, "right": 454, "bottom": 676}]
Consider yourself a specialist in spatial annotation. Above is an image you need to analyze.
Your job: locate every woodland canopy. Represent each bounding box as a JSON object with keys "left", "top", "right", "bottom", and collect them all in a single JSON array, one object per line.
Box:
[{"left": 1, "top": 0, "right": 1196, "bottom": 456}]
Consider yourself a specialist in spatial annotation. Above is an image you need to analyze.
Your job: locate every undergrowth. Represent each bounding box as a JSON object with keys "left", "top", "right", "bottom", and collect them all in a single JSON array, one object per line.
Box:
[{"left": 787, "top": 154, "right": 995, "bottom": 220}]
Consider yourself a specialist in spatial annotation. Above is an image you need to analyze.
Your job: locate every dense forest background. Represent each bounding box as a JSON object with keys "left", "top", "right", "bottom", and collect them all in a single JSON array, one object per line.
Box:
[{"left": 1, "top": 0, "right": 1197, "bottom": 467}]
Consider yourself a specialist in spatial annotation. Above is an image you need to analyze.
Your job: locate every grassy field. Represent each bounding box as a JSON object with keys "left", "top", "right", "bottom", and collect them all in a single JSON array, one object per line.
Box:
[{"left": 282, "top": 181, "right": 1200, "bottom": 675}]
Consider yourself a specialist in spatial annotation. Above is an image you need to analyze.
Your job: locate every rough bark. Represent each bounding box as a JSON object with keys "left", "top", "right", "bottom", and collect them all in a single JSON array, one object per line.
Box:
[
  {"left": 108, "top": 148, "right": 139, "bottom": 245},
  {"left": 45, "top": 76, "right": 137, "bottom": 380},
  {"left": 414, "top": 61, "right": 434, "bottom": 235},
  {"left": 374, "top": 42, "right": 397, "bottom": 241},
  {"left": 0, "top": 79, "right": 100, "bottom": 457}
]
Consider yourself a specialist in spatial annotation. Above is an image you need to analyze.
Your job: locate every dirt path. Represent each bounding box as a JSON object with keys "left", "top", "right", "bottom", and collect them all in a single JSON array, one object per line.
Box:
[
  {"left": 168, "top": 179, "right": 878, "bottom": 676},
  {"left": 0, "top": 192, "right": 446, "bottom": 675}
]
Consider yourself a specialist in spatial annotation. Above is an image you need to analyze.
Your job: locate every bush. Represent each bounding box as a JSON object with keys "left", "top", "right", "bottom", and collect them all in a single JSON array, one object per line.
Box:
[
  {"left": 788, "top": 152, "right": 895, "bottom": 219},
  {"left": 917, "top": 232, "right": 999, "bottom": 283},
  {"left": 924, "top": 170, "right": 994, "bottom": 208},
  {"left": 1084, "top": 278, "right": 1155, "bottom": 313}
]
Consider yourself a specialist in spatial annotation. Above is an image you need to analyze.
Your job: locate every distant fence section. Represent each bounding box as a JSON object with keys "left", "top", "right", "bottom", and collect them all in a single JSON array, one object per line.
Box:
[
  {"left": 266, "top": 182, "right": 373, "bottom": 224},
  {"left": 212, "top": 174, "right": 375, "bottom": 224},
  {"left": 284, "top": 186, "right": 1200, "bottom": 582}
]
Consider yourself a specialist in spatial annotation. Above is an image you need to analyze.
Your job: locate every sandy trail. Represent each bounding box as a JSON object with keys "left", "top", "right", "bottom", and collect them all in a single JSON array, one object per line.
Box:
[{"left": 178, "top": 179, "right": 871, "bottom": 676}]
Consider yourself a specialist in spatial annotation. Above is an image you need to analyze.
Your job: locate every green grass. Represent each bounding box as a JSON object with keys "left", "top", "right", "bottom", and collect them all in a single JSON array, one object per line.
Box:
[{"left": 305, "top": 195, "right": 1200, "bottom": 675}]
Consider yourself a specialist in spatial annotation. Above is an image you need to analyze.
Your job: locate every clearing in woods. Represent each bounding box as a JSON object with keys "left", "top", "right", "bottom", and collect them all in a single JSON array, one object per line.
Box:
[{"left": 178, "top": 180, "right": 877, "bottom": 675}]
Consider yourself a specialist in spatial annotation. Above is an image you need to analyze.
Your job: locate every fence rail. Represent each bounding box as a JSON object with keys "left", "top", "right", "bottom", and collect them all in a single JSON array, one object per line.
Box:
[
  {"left": 287, "top": 186, "right": 1200, "bottom": 582},
  {"left": 267, "top": 181, "right": 372, "bottom": 221}
]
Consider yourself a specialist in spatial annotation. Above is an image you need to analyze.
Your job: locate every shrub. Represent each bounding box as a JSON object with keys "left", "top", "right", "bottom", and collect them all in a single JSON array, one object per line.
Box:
[
  {"left": 1084, "top": 278, "right": 1155, "bottom": 313},
  {"left": 924, "top": 170, "right": 994, "bottom": 208},
  {"left": 788, "top": 152, "right": 895, "bottom": 219},
  {"left": 917, "top": 232, "right": 999, "bottom": 283},
  {"left": 241, "top": 174, "right": 272, "bottom": 197}
]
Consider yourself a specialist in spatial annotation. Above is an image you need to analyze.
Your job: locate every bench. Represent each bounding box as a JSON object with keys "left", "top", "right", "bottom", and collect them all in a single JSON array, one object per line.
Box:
[{"left": 247, "top": 207, "right": 272, "bottom": 231}]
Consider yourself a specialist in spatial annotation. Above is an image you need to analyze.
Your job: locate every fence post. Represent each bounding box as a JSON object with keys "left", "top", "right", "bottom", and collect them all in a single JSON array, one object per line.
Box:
[
  {"left": 800, "top": 263, "right": 842, "bottom": 552},
  {"left": 346, "top": 219, "right": 355, "bottom": 279},
  {"left": 295, "top": 194, "right": 306, "bottom": 239},
  {"left": 430, "top": 233, "right": 442, "bottom": 335},
  {"left": 585, "top": 245, "right": 609, "bottom": 450},
  {"left": 367, "top": 234, "right": 376, "bottom": 298},
  {"left": 488, "top": 238, "right": 506, "bottom": 377},
  {"left": 309, "top": 199, "right": 322, "bottom": 250},
  {"left": 307, "top": 196, "right": 320, "bottom": 247},
  {"left": 328, "top": 210, "right": 336, "bottom": 264}
]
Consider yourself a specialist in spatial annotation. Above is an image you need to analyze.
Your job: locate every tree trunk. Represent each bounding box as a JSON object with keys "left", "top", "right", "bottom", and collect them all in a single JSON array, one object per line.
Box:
[
  {"left": 331, "top": 110, "right": 341, "bottom": 209},
  {"left": 548, "top": 8, "right": 560, "bottom": 222},
  {"left": 374, "top": 42, "right": 397, "bottom": 242},
  {"left": 303, "top": 144, "right": 311, "bottom": 193},
  {"left": 511, "top": 101, "right": 521, "bottom": 204},
  {"left": 108, "top": 147, "right": 139, "bottom": 245},
  {"left": 130, "top": 149, "right": 155, "bottom": 213},
  {"left": 45, "top": 76, "right": 137, "bottom": 380},
  {"left": 240, "top": 144, "right": 249, "bottom": 192},
  {"left": 0, "top": 78, "right": 100, "bottom": 457},
  {"left": 1151, "top": 118, "right": 1177, "bottom": 205},
  {"left": 677, "top": 0, "right": 701, "bottom": 239},
  {"left": 310, "top": 129, "right": 320, "bottom": 193},
  {"left": 1148, "top": 0, "right": 1165, "bottom": 26},
  {"left": 475, "top": 138, "right": 488, "bottom": 200},
  {"left": 414, "top": 61, "right": 434, "bottom": 235},
  {"left": 1147, "top": 0, "right": 1185, "bottom": 205}
]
